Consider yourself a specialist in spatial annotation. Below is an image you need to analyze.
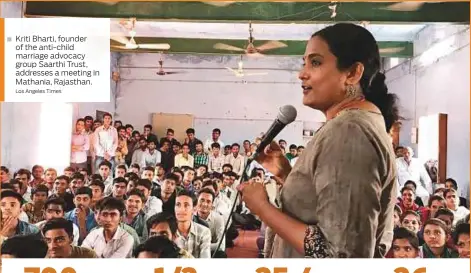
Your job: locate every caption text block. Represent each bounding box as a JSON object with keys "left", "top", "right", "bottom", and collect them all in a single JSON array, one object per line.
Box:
[{"left": 4, "top": 18, "right": 111, "bottom": 102}]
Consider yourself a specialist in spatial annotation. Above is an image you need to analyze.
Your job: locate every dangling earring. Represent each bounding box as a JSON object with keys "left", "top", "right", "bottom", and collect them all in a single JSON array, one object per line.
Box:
[{"left": 346, "top": 85, "right": 356, "bottom": 97}]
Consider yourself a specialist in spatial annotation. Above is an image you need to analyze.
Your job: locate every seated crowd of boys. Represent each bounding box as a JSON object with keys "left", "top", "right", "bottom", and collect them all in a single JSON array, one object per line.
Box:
[
  {"left": 0, "top": 113, "right": 303, "bottom": 258},
  {"left": 0, "top": 113, "right": 469, "bottom": 259}
]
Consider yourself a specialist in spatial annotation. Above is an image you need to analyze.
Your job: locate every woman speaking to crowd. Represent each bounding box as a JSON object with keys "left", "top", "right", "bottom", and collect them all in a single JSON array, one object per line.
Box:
[{"left": 240, "top": 23, "right": 399, "bottom": 258}]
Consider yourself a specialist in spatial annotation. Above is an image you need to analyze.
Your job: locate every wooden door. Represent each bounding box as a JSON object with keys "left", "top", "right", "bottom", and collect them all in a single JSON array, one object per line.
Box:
[{"left": 151, "top": 113, "right": 194, "bottom": 144}]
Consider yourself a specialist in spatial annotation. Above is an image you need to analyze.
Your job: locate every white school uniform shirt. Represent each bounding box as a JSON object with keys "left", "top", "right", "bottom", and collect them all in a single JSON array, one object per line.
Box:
[
  {"left": 81, "top": 226, "right": 134, "bottom": 258},
  {"left": 451, "top": 206, "right": 470, "bottom": 225},
  {"left": 94, "top": 125, "right": 119, "bottom": 158},
  {"left": 199, "top": 212, "right": 226, "bottom": 252},
  {"left": 175, "top": 222, "right": 211, "bottom": 258},
  {"left": 174, "top": 154, "right": 194, "bottom": 168},
  {"left": 204, "top": 139, "right": 225, "bottom": 154},
  {"left": 143, "top": 196, "right": 163, "bottom": 219},
  {"left": 140, "top": 149, "right": 162, "bottom": 168},
  {"left": 396, "top": 157, "right": 432, "bottom": 202}
]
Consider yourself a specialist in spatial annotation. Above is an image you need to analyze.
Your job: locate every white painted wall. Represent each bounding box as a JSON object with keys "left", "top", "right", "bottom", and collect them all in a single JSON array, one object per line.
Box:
[
  {"left": 116, "top": 53, "right": 325, "bottom": 146},
  {"left": 73, "top": 52, "right": 118, "bottom": 120},
  {"left": 2, "top": 103, "right": 41, "bottom": 170},
  {"left": 386, "top": 26, "right": 470, "bottom": 197},
  {"left": 1, "top": 102, "right": 73, "bottom": 172}
]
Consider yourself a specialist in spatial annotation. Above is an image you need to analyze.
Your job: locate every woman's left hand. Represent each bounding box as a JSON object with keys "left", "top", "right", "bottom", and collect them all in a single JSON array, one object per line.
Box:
[{"left": 238, "top": 180, "right": 270, "bottom": 215}]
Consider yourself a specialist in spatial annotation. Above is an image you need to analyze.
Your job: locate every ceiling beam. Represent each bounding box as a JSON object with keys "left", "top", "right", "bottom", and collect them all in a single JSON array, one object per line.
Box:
[
  {"left": 25, "top": 1, "right": 469, "bottom": 23},
  {"left": 111, "top": 37, "right": 413, "bottom": 58}
]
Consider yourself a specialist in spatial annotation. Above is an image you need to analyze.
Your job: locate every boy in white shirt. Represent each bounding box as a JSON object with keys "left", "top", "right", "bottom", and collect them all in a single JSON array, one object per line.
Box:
[{"left": 82, "top": 197, "right": 134, "bottom": 258}]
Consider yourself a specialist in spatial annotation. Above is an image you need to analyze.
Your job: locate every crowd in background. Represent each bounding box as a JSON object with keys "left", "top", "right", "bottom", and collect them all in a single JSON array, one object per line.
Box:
[{"left": 0, "top": 112, "right": 469, "bottom": 259}]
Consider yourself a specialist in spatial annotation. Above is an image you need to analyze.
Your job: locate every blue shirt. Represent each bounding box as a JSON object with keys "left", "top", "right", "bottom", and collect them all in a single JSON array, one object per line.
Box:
[{"left": 65, "top": 208, "right": 97, "bottom": 233}]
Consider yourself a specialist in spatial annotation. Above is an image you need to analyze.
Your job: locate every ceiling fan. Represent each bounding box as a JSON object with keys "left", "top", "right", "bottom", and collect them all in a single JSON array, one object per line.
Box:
[
  {"left": 213, "top": 22, "right": 287, "bottom": 57},
  {"left": 382, "top": 2, "right": 443, "bottom": 11},
  {"left": 224, "top": 56, "right": 268, "bottom": 77},
  {"left": 94, "top": 1, "right": 119, "bottom": 5},
  {"left": 202, "top": 1, "right": 236, "bottom": 7},
  {"left": 156, "top": 53, "right": 184, "bottom": 76},
  {"left": 97, "top": 1, "right": 236, "bottom": 6},
  {"left": 111, "top": 18, "right": 171, "bottom": 51}
]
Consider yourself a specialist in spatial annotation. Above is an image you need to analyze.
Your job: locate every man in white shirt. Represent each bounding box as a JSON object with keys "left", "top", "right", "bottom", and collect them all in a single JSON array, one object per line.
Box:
[
  {"left": 82, "top": 197, "right": 134, "bottom": 258},
  {"left": 240, "top": 140, "right": 251, "bottom": 157},
  {"left": 396, "top": 147, "right": 432, "bottom": 204},
  {"left": 174, "top": 191, "right": 211, "bottom": 258},
  {"left": 174, "top": 144, "right": 194, "bottom": 168},
  {"left": 196, "top": 188, "right": 226, "bottom": 257},
  {"left": 202, "top": 176, "right": 231, "bottom": 223},
  {"left": 221, "top": 172, "right": 237, "bottom": 208},
  {"left": 131, "top": 138, "right": 149, "bottom": 167},
  {"left": 135, "top": 179, "right": 162, "bottom": 219},
  {"left": 208, "top": 143, "right": 225, "bottom": 174},
  {"left": 204, "top": 128, "right": 224, "bottom": 154},
  {"left": 252, "top": 168, "right": 279, "bottom": 208},
  {"left": 94, "top": 113, "right": 118, "bottom": 175},
  {"left": 140, "top": 141, "right": 161, "bottom": 168},
  {"left": 444, "top": 188, "right": 469, "bottom": 225},
  {"left": 224, "top": 143, "right": 245, "bottom": 178}
]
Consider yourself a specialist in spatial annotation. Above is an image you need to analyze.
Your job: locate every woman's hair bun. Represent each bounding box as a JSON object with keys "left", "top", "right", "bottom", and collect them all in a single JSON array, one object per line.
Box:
[{"left": 369, "top": 72, "right": 387, "bottom": 95}]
